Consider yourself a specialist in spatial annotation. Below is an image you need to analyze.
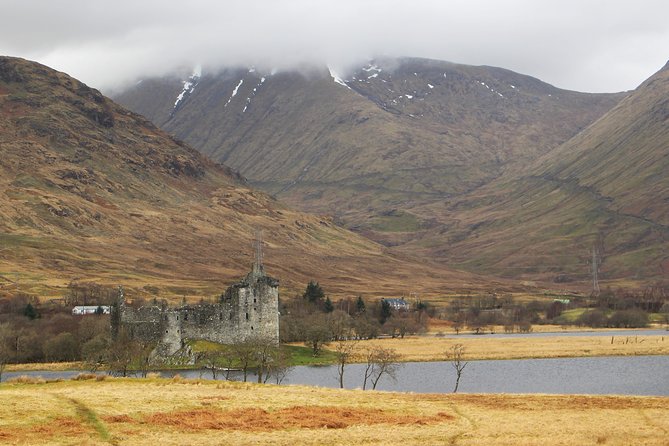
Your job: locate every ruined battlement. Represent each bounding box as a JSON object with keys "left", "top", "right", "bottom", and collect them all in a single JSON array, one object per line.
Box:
[{"left": 111, "top": 264, "right": 279, "bottom": 357}]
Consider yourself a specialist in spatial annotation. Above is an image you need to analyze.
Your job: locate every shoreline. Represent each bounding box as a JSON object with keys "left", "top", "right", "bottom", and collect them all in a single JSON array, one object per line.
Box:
[{"left": 5, "top": 330, "right": 668, "bottom": 372}]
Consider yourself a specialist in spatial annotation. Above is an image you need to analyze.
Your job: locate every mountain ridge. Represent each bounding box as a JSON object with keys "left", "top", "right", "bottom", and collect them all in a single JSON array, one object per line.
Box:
[
  {"left": 0, "top": 56, "right": 501, "bottom": 300},
  {"left": 407, "top": 60, "right": 669, "bottom": 283},
  {"left": 114, "top": 56, "right": 627, "bottom": 285}
]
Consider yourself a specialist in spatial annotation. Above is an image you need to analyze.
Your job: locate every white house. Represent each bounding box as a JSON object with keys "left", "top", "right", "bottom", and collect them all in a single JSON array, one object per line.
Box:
[
  {"left": 382, "top": 298, "right": 410, "bottom": 311},
  {"left": 71, "top": 305, "right": 110, "bottom": 315}
]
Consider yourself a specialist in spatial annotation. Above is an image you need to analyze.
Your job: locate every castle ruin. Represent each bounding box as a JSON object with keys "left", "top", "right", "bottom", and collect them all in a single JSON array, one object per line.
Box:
[{"left": 110, "top": 247, "right": 279, "bottom": 357}]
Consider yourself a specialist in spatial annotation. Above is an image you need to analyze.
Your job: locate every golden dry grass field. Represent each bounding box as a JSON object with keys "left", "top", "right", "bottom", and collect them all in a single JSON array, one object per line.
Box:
[
  {"left": 5, "top": 332, "right": 668, "bottom": 373},
  {"left": 0, "top": 377, "right": 667, "bottom": 445},
  {"left": 319, "top": 334, "right": 669, "bottom": 362}
]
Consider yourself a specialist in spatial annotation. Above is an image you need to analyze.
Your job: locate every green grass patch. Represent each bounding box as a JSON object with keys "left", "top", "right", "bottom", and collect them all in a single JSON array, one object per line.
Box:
[
  {"left": 283, "top": 344, "right": 337, "bottom": 366},
  {"left": 189, "top": 339, "right": 226, "bottom": 353},
  {"left": 554, "top": 308, "right": 588, "bottom": 324},
  {"left": 67, "top": 397, "right": 113, "bottom": 443},
  {"left": 368, "top": 210, "right": 423, "bottom": 233},
  {"left": 649, "top": 313, "right": 668, "bottom": 324},
  {"left": 188, "top": 341, "right": 337, "bottom": 366}
]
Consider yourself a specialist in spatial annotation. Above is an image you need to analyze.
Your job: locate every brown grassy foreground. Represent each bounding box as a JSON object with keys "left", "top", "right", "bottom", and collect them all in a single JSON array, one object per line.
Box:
[
  {"left": 0, "top": 377, "right": 667, "bottom": 445},
  {"left": 320, "top": 334, "right": 669, "bottom": 362}
]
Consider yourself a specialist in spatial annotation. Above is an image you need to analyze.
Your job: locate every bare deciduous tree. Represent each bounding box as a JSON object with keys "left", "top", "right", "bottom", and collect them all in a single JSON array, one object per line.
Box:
[
  {"left": 106, "top": 329, "right": 136, "bottom": 377},
  {"left": 250, "top": 335, "right": 279, "bottom": 384},
  {"left": 136, "top": 340, "right": 158, "bottom": 378},
  {"left": 265, "top": 346, "right": 293, "bottom": 384},
  {"left": 333, "top": 340, "right": 357, "bottom": 388},
  {"left": 304, "top": 320, "right": 331, "bottom": 356},
  {"left": 198, "top": 348, "right": 225, "bottom": 380},
  {"left": 218, "top": 345, "right": 238, "bottom": 381},
  {"left": 231, "top": 340, "right": 256, "bottom": 382},
  {"left": 362, "top": 346, "right": 402, "bottom": 390},
  {"left": 449, "top": 343, "right": 468, "bottom": 393}
]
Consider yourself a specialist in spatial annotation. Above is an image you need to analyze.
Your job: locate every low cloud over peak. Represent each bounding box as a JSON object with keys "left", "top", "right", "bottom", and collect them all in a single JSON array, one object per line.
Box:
[{"left": 1, "top": 0, "right": 668, "bottom": 93}]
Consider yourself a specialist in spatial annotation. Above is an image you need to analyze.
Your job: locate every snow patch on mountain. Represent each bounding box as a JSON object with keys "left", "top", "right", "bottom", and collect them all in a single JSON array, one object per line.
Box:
[
  {"left": 477, "top": 80, "right": 504, "bottom": 98},
  {"left": 328, "top": 66, "right": 351, "bottom": 90},
  {"left": 225, "top": 79, "right": 244, "bottom": 107},
  {"left": 242, "top": 77, "right": 266, "bottom": 113},
  {"left": 173, "top": 65, "right": 202, "bottom": 110},
  {"left": 362, "top": 64, "right": 382, "bottom": 73}
]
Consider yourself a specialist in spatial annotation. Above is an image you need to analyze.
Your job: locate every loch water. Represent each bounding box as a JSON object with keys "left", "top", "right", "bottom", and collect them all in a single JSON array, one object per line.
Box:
[{"left": 4, "top": 355, "right": 667, "bottom": 396}]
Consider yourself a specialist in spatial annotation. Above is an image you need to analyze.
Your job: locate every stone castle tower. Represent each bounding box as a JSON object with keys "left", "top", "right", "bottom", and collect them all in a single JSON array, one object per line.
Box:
[{"left": 111, "top": 242, "right": 279, "bottom": 357}]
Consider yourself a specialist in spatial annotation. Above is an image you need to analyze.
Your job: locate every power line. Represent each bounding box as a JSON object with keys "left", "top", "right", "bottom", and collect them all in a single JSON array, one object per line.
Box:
[{"left": 591, "top": 245, "right": 600, "bottom": 296}]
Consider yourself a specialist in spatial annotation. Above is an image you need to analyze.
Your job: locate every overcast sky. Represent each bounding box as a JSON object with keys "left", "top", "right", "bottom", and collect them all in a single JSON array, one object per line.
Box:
[{"left": 1, "top": 0, "right": 667, "bottom": 93}]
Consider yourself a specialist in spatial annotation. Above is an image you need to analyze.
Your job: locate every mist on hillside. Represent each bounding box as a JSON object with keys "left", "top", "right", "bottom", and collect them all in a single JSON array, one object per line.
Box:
[{"left": 2, "top": 0, "right": 668, "bottom": 93}]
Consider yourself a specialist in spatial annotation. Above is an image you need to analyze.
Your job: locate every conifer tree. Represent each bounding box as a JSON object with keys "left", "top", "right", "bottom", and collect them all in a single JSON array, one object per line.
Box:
[
  {"left": 324, "top": 296, "right": 334, "bottom": 313},
  {"left": 23, "top": 303, "right": 38, "bottom": 320},
  {"left": 356, "top": 295, "right": 366, "bottom": 314},
  {"left": 303, "top": 281, "right": 325, "bottom": 303}
]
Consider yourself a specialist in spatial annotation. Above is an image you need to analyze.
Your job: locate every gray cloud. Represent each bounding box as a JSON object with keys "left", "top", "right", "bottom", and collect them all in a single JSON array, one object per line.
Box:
[{"left": 1, "top": 0, "right": 667, "bottom": 92}]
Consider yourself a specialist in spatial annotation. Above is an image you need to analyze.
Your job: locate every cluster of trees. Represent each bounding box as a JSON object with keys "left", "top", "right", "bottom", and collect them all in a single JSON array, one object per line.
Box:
[
  {"left": 195, "top": 336, "right": 292, "bottom": 384},
  {"left": 446, "top": 294, "right": 541, "bottom": 334},
  {"left": 573, "top": 308, "right": 650, "bottom": 328},
  {"left": 559, "top": 285, "right": 668, "bottom": 328},
  {"left": 444, "top": 285, "right": 669, "bottom": 332},
  {"left": 0, "top": 293, "right": 111, "bottom": 380},
  {"left": 281, "top": 281, "right": 429, "bottom": 352},
  {"left": 592, "top": 285, "right": 668, "bottom": 313}
]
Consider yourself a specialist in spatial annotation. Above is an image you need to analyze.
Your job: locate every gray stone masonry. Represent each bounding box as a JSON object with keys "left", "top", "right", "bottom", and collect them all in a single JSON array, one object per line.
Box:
[{"left": 111, "top": 263, "right": 279, "bottom": 357}]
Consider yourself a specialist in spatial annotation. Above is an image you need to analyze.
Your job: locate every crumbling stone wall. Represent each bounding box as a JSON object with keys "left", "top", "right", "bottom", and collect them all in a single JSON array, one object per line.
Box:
[{"left": 111, "top": 265, "right": 279, "bottom": 357}]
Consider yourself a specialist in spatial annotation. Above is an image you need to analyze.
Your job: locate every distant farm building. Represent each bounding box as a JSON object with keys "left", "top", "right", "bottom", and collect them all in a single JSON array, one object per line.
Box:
[
  {"left": 72, "top": 305, "right": 111, "bottom": 315},
  {"left": 383, "top": 298, "right": 410, "bottom": 311}
]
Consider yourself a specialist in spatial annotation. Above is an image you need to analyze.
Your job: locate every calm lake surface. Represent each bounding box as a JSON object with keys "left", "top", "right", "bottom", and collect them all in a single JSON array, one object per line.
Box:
[
  {"left": 277, "top": 356, "right": 669, "bottom": 396},
  {"left": 4, "top": 355, "right": 668, "bottom": 396}
]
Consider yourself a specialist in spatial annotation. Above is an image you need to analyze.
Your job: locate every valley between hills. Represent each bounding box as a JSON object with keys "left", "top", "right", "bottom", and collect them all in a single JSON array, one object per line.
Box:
[
  {"left": 0, "top": 54, "right": 667, "bottom": 445},
  {"left": 115, "top": 57, "right": 669, "bottom": 289},
  {"left": 1, "top": 54, "right": 668, "bottom": 303},
  {"left": 0, "top": 56, "right": 507, "bottom": 301}
]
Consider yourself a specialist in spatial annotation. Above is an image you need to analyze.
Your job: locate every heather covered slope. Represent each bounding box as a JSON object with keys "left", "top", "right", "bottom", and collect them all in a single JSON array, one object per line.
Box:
[
  {"left": 115, "top": 57, "right": 623, "bottom": 241},
  {"left": 0, "top": 56, "right": 492, "bottom": 299},
  {"left": 409, "top": 61, "right": 669, "bottom": 283}
]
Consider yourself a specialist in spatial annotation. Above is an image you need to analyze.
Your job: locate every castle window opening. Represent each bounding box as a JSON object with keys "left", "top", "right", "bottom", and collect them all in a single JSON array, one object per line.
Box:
[{"left": 245, "top": 312, "right": 249, "bottom": 320}]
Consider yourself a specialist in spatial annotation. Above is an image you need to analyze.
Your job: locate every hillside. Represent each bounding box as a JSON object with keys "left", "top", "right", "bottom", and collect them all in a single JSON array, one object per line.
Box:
[
  {"left": 0, "top": 56, "right": 495, "bottom": 300},
  {"left": 115, "top": 57, "right": 624, "bottom": 284},
  {"left": 406, "top": 61, "right": 669, "bottom": 284},
  {"left": 116, "top": 59, "right": 621, "bottom": 236}
]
